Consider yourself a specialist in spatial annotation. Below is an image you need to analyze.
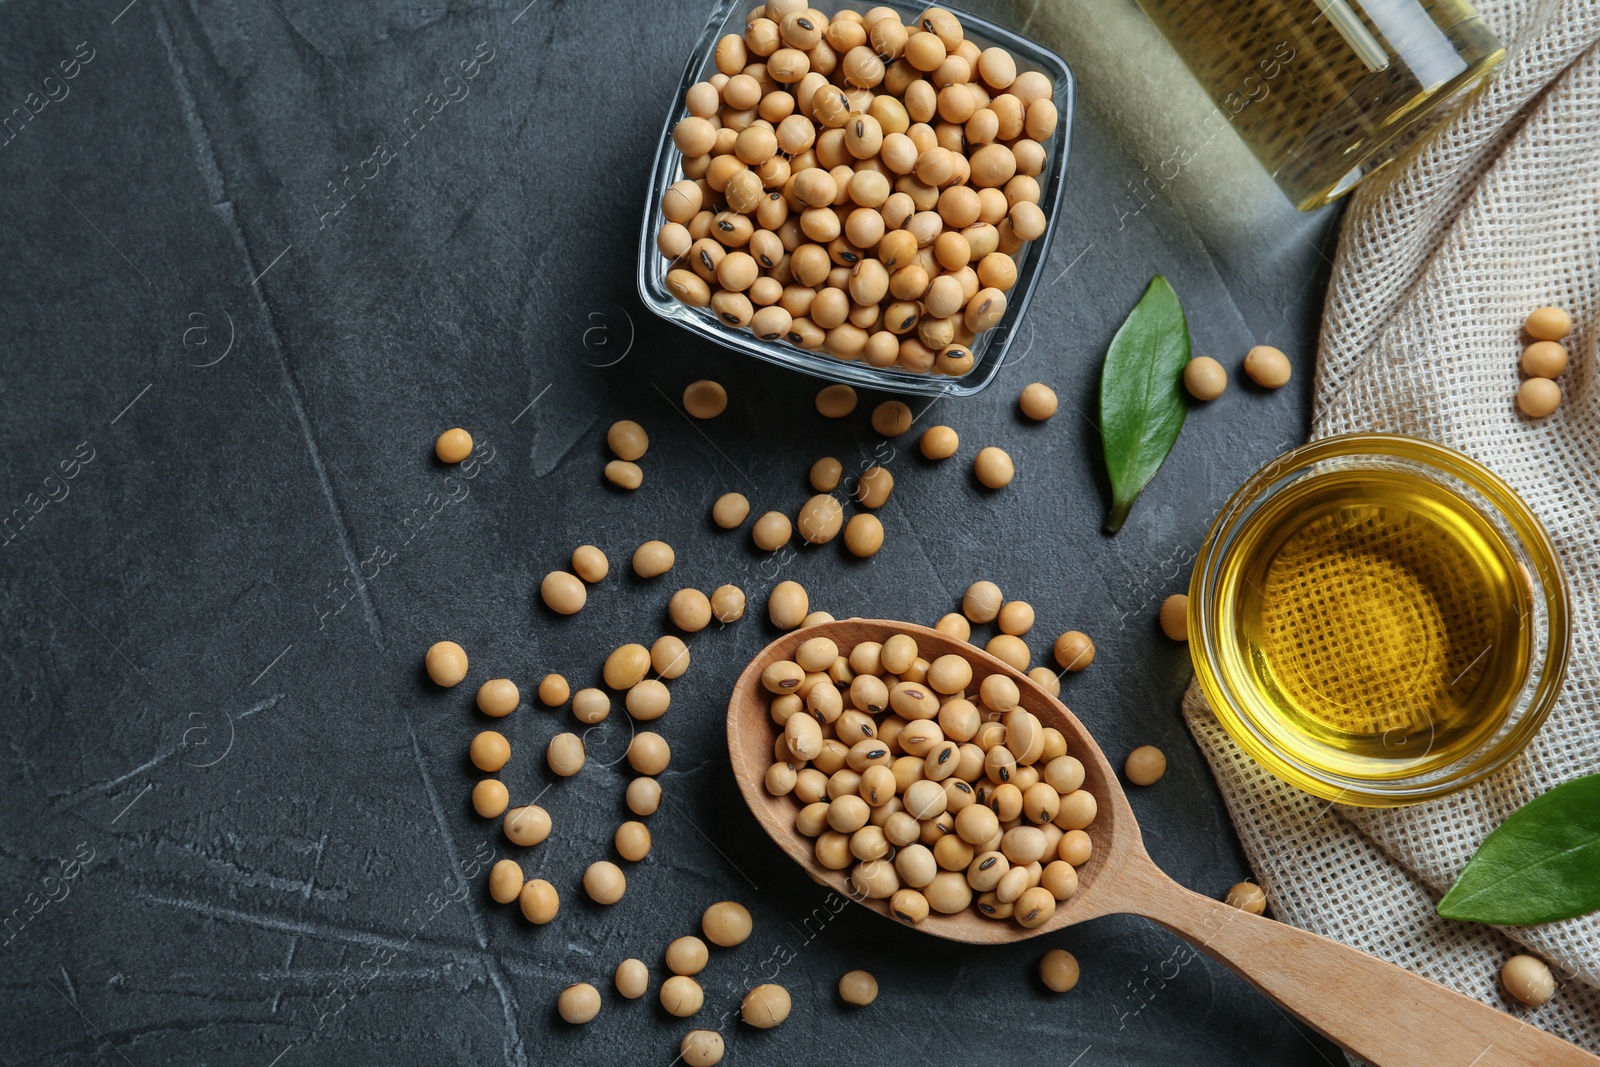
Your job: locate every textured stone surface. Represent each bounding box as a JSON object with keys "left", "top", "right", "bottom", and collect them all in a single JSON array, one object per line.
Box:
[{"left": 0, "top": 0, "right": 1341, "bottom": 1063}]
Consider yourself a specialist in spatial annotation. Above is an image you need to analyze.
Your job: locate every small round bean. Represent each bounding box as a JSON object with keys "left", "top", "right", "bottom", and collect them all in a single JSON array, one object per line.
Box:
[
  {"left": 628, "top": 732, "right": 671, "bottom": 775},
  {"left": 1053, "top": 630, "right": 1094, "bottom": 671},
  {"left": 1018, "top": 383, "right": 1057, "bottom": 420},
  {"left": 1159, "top": 594, "right": 1189, "bottom": 641},
  {"left": 1184, "top": 356, "right": 1227, "bottom": 400},
  {"left": 547, "top": 733, "right": 585, "bottom": 776},
  {"left": 583, "top": 861, "right": 626, "bottom": 905},
  {"left": 1039, "top": 948, "right": 1079, "bottom": 992},
  {"left": 557, "top": 983, "right": 601, "bottom": 1024},
  {"left": 425, "top": 641, "right": 468, "bottom": 687},
  {"left": 712, "top": 584, "right": 747, "bottom": 622},
  {"left": 1243, "top": 345, "right": 1291, "bottom": 388},
  {"left": 470, "top": 731, "right": 510, "bottom": 773},
  {"left": 435, "top": 427, "right": 473, "bottom": 464},
  {"left": 519, "top": 879, "right": 559, "bottom": 924},
  {"left": 604, "top": 460, "right": 643, "bottom": 490},
  {"left": 974, "top": 446, "right": 1014, "bottom": 488},
  {"left": 571, "top": 544, "right": 609, "bottom": 582},
  {"left": 504, "top": 804, "right": 552, "bottom": 847},
  {"left": 871, "top": 400, "right": 913, "bottom": 436},
  {"left": 607, "top": 420, "right": 649, "bottom": 461},
  {"left": 713, "top": 492, "right": 751, "bottom": 528},
  {"left": 741, "top": 983, "right": 792, "bottom": 1028},
  {"left": 702, "top": 900, "right": 754, "bottom": 946},
  {"left": 537, "top": 673, "right": 569, "bottom": 707},
  {"left": 839, "top": 969, "right": 879, "bottom": 1005},
  {"left": 816, "top": 384, "right": 859, "bottom": 417},
  {"left": 616, "top": 958, "right": 650, "bottom": 999},
  {"left": 476, "top": 678, "right": 519, "bottom": 717},
  {"left": 473, "top": 779, "right": 509, "bottom": 819},
  {"left": 769, "top": 580, "right": 810, "bottom": 629},
  {"left": 680, "top": 1030, "right": 725, "bottom": 1067},
  {"left": 626, "top": 777, "right": 662, "bottom": 817},
  {"left": 1524, "top": 306, "right": 1572, "bottom": 342},
  {"left": 633, "top": 540, "right": 675, "bottom": 578},
  {"left": 541, "top": 571, "right": 587, "bottom": 615},
  {"left": 489, "top": 859, "right": 524, "bottom": 904}
]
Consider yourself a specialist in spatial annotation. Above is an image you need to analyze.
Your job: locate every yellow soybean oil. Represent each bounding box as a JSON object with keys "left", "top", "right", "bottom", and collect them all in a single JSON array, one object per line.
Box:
[
  {"left": 1221, "top": 466, "right": 1531, "bottom": 780},
  {"left": 1135, "top": 0, "right": 1505, "bottom": 208}
]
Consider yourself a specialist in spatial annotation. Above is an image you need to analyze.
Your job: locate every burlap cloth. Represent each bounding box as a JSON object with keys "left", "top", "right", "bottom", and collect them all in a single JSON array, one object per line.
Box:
[{"left": 1178, "top": 0, "right": 1600, "bottom": 1051}]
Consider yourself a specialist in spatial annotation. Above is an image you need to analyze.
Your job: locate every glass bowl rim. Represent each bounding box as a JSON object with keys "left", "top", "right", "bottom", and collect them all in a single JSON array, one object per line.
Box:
[
  {"left": 1187, "top": 432, "right": 1572, "bottom": 807},
  {"left": 635, "top": 0, "right": 1077, "bottom": 398}
]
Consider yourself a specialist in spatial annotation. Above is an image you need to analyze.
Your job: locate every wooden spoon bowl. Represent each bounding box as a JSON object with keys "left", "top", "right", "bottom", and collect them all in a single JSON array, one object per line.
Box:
[
  {"left": 729, "top": 618, "right": 1129, "bottom": 942},
  {"left": 728, "top": 619, "right": 1598, "bottom": 1066}
]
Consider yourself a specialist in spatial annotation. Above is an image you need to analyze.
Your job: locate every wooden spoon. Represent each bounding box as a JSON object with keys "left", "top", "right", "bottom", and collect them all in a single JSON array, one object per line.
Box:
[{"left": 728, "top": 619, "right": 1597, "bottom": 1067}]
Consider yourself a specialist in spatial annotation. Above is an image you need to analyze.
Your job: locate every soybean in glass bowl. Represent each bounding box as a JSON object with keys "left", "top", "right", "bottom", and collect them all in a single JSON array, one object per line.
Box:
[
  {"left": 1188, "top": 434, "right": 1570, "bottom": 807},
  {"left": 636, "top": 0, "right": 1074, "bottom": 398}
]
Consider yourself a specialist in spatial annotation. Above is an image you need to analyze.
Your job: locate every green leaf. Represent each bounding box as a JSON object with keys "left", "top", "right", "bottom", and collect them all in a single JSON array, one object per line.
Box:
[
  {"left": 1099, "top": 276, "right": 1191, "bottom": 534},
  {"left": 1437, "top": 773, "right": 1600, "bottom": 925}
]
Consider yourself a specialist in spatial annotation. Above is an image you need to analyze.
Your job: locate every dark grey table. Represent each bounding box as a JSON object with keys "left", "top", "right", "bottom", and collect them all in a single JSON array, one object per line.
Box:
[{"left": 1, "top": 0, "right": 1345, "bottom": 1063}]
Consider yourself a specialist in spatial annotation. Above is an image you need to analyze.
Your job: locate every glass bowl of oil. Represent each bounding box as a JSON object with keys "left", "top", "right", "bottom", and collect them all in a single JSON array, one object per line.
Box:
[{"left": 1189, "top": 434, "right": 1569, "bottom": 807}]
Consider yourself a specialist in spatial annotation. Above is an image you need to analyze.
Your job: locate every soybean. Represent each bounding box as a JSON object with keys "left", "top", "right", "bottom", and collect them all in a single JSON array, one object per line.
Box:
[
  {"left": 712, "top": 583, "right": 748, "bottom": 622},
  {"left": 1502, "top": 954, "right": 1556, "bottom": 1007},
  {"left": 519, "top": 879, "right": 559, "bottom": 924},
  {"left": 1039, "top": 948, "right": 1080, "bottom": 992},
  {"left": 702, "top": 900, "right": 754, "bottom": 946},
  {"left": 583, "top": 860, "right": 627, "bottom": 904},
  {"left": 666, "top": 935, "right": 710, "bottom": 976},
  {"left": 633, "top": 540, "right": 675, "bottom": 578},
  {"left": 1184, "top": 356, "right": 1227, "bottom": 400},
  {"left": 489, "top": 859, "right": 524, "bottom": 904},
  {"left": 1518, "top": 377, "right": 1561, "bottom": 418},
  {"left": 872, "top": 400, "right": 913, "bottom": 436},
  {"left": 607, "top": 420, "right": 649, "bottom": 460},
  {"left": 628, "top": 732, "right": 672, "bottom": 775},
  {"left": 769, "top": 580, "right": 810, "bottom": 629},
  {"left": 547, "top": 733, "right": 585, "bottom": 776},
  {"left": 920, "top": 424, "right": 959, "bottom": 460},
  {"left": 974, "top": 446, "right": 1014, "bottom": 488},
  {"left": 713, "top": 492, "right": 751, "bottom": 528},
  {"left": 839, "top": 969, "right": 879, "bottom": 1006},
  {"left": 537, "top": 673, "right": 569, "bottom": 707},
  {"left": 476, "top": 678, "right": 520, "bottom": 717},
  {"left": 684, "top": 380, "right": 728, "bottom": 418},
  {"left": 557, "top": 983, "right": 601, "bottom": 1024},
  {"left": 470, "top": 731, "right": 510, "bottom": 773},
  {"left": 680, "top": 1031, "right": 725, "bottom": 1067},
  {"left": 615, "top": 958, "right": 650, "bottom": 999},
  {"left": 425, "top": 641, "right": 468, "bottom": 687},
  {"left": 605, "top": 460, "right": 643, "bottom": 490},
  {"left": 741, "top": 983, "right": 792, "bottom": 1028},
  {"left": 1243, "top": 345, "right": 1291, "bottom": 388},
  {"left": 1225, "top": 881, "right": 1267, "bottom": 915},
  {"left": 473, "top": 779, "right": 510, "bottom": 819},
  {"left": 652, "top": 635, "right": 691, "bottom": 678},
  {"left": 541, "top": 571, "right": 587, "bottom": 615},
  {"left": 844, "top": 514, "right": 885, "bottom": 557},
  {"left": 753, "top": 511, "right": 794, "bottom": 550},
  {"left": 661, "top": 975, "right": 705, "bottom": 1017},
  {"left": 1524, "top": 306, "right": 1572, "bottom": 342},
  {"left": 505, "top": 804, "right": 552, "bottom": 846},
  {"left": 1018, "top": 382, "right": 1058, "bottom": 420},
  {"left": 1053, "top": 630, "right": 1094, "bottom": 671},
  {"left": 571, "top": 544, "right": 609, "bottom": 582},
  {"left": 816, "top": 384, "right": 859, "bottom": 417},
  {"left": 435, "top": 427, "right": 473, "bottom": 463}
]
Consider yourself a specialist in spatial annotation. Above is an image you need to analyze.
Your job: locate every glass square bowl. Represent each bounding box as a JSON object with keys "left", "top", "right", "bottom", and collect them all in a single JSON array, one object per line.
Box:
[{"left": 636, "top": 0, "right": 1075, "bottom": 397}]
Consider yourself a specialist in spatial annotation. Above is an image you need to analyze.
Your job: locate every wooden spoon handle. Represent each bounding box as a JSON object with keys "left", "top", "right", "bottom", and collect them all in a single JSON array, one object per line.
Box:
[{"left": 1119, "top": 861, "right": 1597, "bottom": 1066}]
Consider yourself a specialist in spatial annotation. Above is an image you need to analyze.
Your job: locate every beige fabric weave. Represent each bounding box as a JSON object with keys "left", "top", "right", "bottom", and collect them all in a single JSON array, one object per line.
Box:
[{"left": 1182, "top": 0, "right": 1600, "bottom": 1051}]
